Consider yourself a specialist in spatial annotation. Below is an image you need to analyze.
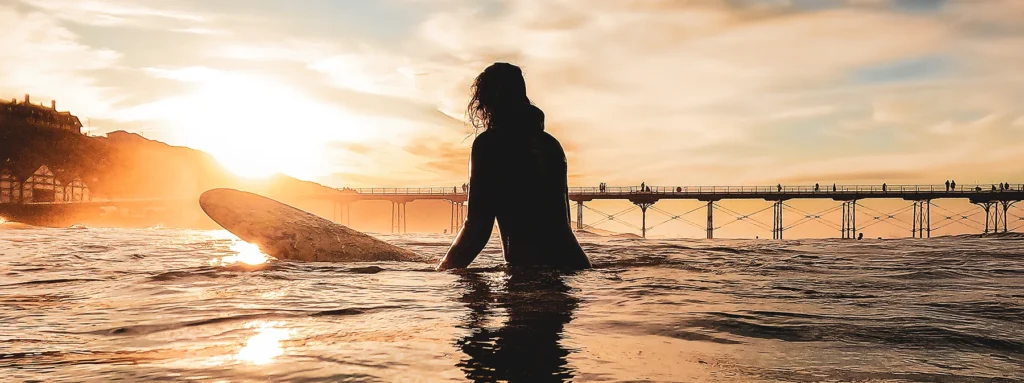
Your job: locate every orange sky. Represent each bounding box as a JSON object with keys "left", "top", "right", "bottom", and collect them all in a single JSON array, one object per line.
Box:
[{"left": 2, "top": 0, "right": 1023, "bottom": 238}]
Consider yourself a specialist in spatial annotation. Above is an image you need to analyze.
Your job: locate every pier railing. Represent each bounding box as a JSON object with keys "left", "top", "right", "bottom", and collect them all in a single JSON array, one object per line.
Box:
[
  {"left": 353, "top": 187, "right": 466, "bottom": 195},
  {"left": 349, "top": 184, "right": 1024, "bottom": 196},
  {"left": 570, "top": 184, "right": 1024, "bottom": 195}
]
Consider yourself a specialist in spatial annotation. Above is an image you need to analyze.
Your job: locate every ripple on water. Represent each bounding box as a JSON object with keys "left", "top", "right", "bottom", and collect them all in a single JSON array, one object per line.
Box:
[{"left": 0, "top": 228, "right": 1021, "bottom": 381}]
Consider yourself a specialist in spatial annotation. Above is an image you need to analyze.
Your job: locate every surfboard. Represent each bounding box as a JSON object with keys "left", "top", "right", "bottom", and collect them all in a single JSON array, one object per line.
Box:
[{"left": 199, "top": 188, "right": 428, "bottom": 263}]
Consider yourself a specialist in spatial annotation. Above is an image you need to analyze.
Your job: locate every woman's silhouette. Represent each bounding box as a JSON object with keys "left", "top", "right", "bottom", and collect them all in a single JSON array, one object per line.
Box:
[{"left": 436, "top": 62, "right": 591, "bottom": 271}]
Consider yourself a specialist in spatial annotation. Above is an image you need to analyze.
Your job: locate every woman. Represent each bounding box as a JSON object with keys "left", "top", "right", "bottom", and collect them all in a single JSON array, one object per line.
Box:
[{"left": 436, "top": 62, "right": 591, "bottom": 271}]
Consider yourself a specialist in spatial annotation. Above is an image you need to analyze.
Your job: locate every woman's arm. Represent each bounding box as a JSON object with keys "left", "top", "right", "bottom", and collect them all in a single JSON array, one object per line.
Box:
[{"left": 436, "top": 138, "right": 496, "bottom": 270}]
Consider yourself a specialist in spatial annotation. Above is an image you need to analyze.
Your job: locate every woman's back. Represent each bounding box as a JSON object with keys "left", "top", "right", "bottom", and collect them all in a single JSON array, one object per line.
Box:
[
  {"left": 436, "top": 104, "right": 590, "bottom": 270},
  {"left": 436, "top": 62, "right": 590, "bottom": 271}
]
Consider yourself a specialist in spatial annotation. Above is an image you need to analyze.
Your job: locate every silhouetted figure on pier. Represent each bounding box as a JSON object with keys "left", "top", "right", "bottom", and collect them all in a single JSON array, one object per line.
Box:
[
  {"left": 882, "top": 183, "right": 887, "bottom": 192},
  {"left": 437, "top": 62, "right": 591, "bottom": 271},
  {"left": 833, "top": 183, "right": 837, "bottom": 192},
  {"left": 945, "top": 180, "right": 950, "bottom": 192},
  {"left": 777, "top": 183, "right": 782, "bottom": 192},
  {"left": 951, "top": 180, "right": 956, "bottom": 190},
  {"left": 815, "top": 183, "right": 819, "bottom": 192},
  {"left": 640, "top": 182, "right": 645, "bottom": 192}
]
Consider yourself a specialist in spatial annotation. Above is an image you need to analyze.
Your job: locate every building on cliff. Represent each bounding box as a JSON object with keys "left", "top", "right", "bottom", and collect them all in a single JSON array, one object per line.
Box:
[
  {"left": 1, "top": 94, "right": 92, "bottom": 204},
  {"left": 0, "top": 165, "right": 90, "bottom": 204},
  {"left": 0, "top": 94, "right": 83, "bottom": 134}
]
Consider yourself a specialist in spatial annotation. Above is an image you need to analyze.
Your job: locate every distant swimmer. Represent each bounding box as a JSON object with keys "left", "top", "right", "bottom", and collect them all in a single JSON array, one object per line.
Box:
[{"left": 436, "top": 62, "right": 591, "bottom": 271}]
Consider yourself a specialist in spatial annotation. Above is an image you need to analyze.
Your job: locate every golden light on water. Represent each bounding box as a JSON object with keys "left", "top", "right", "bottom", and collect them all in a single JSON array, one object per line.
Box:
[
  {"left": 210, "top": 240, "right": 272, "bottom": 266},
  {"left": 236, "top": 321, "right": 291, "bottom": 365}
]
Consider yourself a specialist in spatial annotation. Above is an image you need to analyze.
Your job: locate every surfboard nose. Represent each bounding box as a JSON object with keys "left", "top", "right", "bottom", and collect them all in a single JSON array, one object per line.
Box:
[{"left": 199, "top": 188, "right": 241, "bottom": 212}]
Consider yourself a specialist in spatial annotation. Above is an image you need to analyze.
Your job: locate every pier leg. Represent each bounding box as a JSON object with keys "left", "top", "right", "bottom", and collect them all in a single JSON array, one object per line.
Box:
[
  {"left": 912, "top": 201, "right": 918, "bottom": 238},
  {"left": 841, "top": 202, "right": 848, "bottom": 239},
  {"left": 390, "top": 202, "right": 407, "bottom": 234},
  {"left": 852, "top": 200, "right": 857, "bottom": 239},
  {"left": 706, "top": 201, "right": 715, "bottom": 240},
  {"left": 642, "top": 206, "right": 647, "bottom": 239},
  {"left": 452, "top": 200, "right": 460, "bottom": 233},
  {"left": 576, "top": 200, "right": 584, "bottom": 231},
  {"left": 926, "top": 200, "right": 931, "bottom": 238},
  {"left": 391, "top": 202, "right": 396, "bottom": 233},
  {"left": 1002, "top": 201, "right": 1017, "bottom": 233},
  {"left": 772, "top": 200, "right": 784, "bottom": 240},
  {"left": 975, "top": 202, "right": 993, "bottom": 234},
  {"left": 632, "top": 202, "right": 654, "bottom": 238}
]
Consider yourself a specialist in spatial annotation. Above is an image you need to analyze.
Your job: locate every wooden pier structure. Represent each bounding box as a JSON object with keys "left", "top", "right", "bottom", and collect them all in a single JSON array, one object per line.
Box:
[
  {"left": 320, "top": 184, "right": 1023, "bottom": 238},
  {"left": 3, "top": 184, "right": 1020, "bottom": 239}
]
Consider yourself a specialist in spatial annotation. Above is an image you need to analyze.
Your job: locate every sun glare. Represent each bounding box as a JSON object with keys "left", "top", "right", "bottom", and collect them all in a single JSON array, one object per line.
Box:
[
  {"left": 210, "top": 240, "right": 271, "bottom": 266},
  {"left": 136, "top": 69, "right": 374, "bottom": 180},
  {"left": 236, "top": 321, "right": 291, "bottom": 365}
]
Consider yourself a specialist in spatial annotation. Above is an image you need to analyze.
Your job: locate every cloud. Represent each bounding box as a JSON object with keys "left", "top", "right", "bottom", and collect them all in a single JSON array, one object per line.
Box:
[
  {"left": 8, "top": 0, "right": 1023, "bottom": 187},
  {"left": 401, "top": 0, "right": 961, "bottom": 183},
  {"left": 17, "top": 0, "right": 207, "bottom": 28},
  {"left": 0, "top": 5, "right": 120, "bottom": 118}
]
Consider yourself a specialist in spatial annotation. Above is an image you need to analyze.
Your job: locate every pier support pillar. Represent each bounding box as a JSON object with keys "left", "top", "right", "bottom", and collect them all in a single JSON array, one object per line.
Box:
[
  {"left": 772, "top": 200, "right": 784, "bottom": 240},
  {"left": 576, "top": 200, "right": 584, "bottom": 231},
  {"left": 391, "top": 201, "right": 407, "bottom": 234},
  {"left": 1001, "top": 201, "right": 1018, "bottom": 233},
  {"left": 449, "top": 201, "right": 465, "bottom": 234},
  {"left": 333, "top": 202, "right": 351, "bottom": 226},
  {"left": 974, "top": 201, "right": 997, "bottom": 234},
  {"left": 911, "top": 200, "right": 931, "bottom": 238},
  {"left": 706, "top": 201, "right": 715, "bottom": 239},
  {"left": 389, "top": 200, "right": 405, "bottom": 233},
  {"left": 633, "top": 202, "right": 654, "bottom": 238},
  {"left": 841, "top": 200, "right": 857, "bottom": 239}
]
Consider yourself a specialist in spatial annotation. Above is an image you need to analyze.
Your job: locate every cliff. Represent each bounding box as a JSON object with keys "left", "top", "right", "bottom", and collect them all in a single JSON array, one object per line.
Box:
[{"left": 1, "top": 121, "right": 343, "bottom": 227}]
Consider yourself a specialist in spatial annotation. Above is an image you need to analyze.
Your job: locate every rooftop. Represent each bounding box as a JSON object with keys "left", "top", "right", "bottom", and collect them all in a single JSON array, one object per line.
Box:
[{"left": 1, "top": 94, "right": 83, "bottom": 131}]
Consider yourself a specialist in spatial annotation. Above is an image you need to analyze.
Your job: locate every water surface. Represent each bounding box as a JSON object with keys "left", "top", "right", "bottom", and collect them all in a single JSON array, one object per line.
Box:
[{"left": 1, "top": 224, "right": 1022, "bottom": 382}]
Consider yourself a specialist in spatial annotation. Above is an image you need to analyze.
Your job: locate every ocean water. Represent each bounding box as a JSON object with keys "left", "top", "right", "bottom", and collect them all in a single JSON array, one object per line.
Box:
[{"left": 1, "top": 223, "right": 1022, "bottom": 382}]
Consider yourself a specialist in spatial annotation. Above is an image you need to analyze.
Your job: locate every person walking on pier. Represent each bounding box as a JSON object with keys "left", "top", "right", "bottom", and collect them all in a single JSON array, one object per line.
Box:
[
  {"left": 777, "top": 183, "right": 782, "bottom": 192},
  {"left": 437, "top": 62, "right": 591, "bottom": 271},
  {"left": 815, "top": 183, "right": 820, "bottom": 192},
  {"left": 833, "top": 183, "right": 837, "bottom": 192},
  {"left": 950, "top": 180, "right": 956, "bottom": 191},
  {"left": 945, "top": 180, "right": 950, "bottom": 192},
  {"left": 882, "top": 183, "right": 887, "bottom": 192}
]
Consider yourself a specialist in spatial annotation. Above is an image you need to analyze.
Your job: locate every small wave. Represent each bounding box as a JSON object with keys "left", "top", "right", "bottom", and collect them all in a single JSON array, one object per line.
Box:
[
  {"left": 88, "top": 306, "right": 399, "bottom": 336},
  {"left": 0, "top": 278, "right": 107, "bottom": 287},
  {"left": 684, "top": 314, "right": 1024, "bottom": 353},
  {"left": 148, "top": 268, "right": 234, "bottom": 282},
  {"left": 880, "top": 269, "right": 980, "bottom": 280}
]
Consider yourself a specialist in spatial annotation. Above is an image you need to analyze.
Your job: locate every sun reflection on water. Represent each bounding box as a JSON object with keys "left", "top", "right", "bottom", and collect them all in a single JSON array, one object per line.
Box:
[
  {"left": 210, "top": 240, "right": 272, "bottom": 266},
  {"left": 236, "top": 321, "right": 291, "bottom": 365}
]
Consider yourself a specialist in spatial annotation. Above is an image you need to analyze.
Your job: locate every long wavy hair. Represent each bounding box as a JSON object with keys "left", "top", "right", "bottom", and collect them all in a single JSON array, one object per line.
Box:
[{"left": 466, "top": 62, "right": 533, "bottom": 131}]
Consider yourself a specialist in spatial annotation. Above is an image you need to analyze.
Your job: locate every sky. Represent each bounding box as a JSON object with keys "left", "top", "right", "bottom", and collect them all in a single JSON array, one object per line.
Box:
[{"left": 2, "top": 0, "right": 1023, "bottom": 189}]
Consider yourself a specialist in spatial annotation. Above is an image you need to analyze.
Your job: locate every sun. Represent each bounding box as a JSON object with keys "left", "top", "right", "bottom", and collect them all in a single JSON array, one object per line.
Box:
[{"left": 144, "top": 69, "right": 372, "bottom": 180}]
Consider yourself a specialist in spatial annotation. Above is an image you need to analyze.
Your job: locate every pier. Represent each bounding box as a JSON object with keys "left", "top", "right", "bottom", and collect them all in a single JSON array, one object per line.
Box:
[
  {"left": 320, "top": 184, "right": 1023, "bottom": 238},
  {"left": 3, "top": 184, "right": 1020, "bottom": 239}
]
